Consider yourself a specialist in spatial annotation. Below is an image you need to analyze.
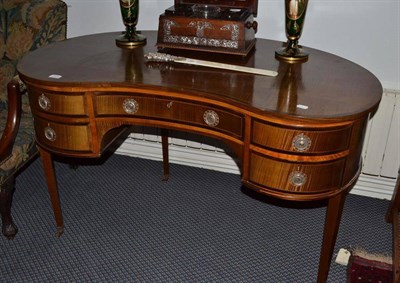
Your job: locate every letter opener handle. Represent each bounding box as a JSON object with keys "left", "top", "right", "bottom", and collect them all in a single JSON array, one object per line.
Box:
[{"left": 144, "top": 52, "right": 278, "bottom": 77}]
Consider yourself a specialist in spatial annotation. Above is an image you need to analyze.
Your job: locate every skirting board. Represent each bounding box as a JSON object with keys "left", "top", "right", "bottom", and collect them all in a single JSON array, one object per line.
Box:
[{"left": 115, "top": 138, "right": 397, "bottom": 200}]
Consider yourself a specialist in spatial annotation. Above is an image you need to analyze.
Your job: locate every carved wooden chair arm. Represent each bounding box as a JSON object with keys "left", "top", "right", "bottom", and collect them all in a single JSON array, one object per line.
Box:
[{"left": 0, "top": 78, "right": 24, "bottom": 161}]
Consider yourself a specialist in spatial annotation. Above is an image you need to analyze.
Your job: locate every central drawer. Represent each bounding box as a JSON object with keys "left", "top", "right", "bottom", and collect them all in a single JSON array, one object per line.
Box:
[{"left": 94, "top": 93, "right": 243, "bottom": 138}]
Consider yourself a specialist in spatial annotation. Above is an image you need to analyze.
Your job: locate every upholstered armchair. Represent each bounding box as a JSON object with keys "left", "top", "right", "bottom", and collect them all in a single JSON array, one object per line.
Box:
[{"left": 0, "top": 0, "right": 67, "bottom": 239}]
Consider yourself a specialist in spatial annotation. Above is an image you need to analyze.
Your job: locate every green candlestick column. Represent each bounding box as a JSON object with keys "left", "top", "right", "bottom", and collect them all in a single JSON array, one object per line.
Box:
[
  {"left": 275, "top": 0, "right": 309, "bottom": 63},
  {"left": 116, "top": 0, "right": 146, "bottom": 48}
]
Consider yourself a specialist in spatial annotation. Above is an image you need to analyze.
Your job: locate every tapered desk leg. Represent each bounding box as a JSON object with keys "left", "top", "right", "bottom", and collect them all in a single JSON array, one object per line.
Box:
[
  {"left": 161, "top": 129, "right": 169, "bottom": 181},
  {"left": 317, "top": 193, "right": 346, "bottom": 283},
  {"left": 38, "top": 146, "right": 64, "bottom": 237}
]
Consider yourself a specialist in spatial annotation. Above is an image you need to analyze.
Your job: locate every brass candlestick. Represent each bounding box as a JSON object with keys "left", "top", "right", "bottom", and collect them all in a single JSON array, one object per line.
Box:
[
  {"left": 275, "top": 0, "right": 309, "bottom": 63},
  {"left": 116, "top": 0, "right": 146, "bottom": 48}
]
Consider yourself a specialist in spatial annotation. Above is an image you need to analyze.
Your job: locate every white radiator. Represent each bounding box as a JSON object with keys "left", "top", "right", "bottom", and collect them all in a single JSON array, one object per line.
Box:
[
  {"left": 362, "top": 89, "right": 400, "bottom": 178},
  {"left": 116, "top": 89, "right": 400, "bottom": 200}
]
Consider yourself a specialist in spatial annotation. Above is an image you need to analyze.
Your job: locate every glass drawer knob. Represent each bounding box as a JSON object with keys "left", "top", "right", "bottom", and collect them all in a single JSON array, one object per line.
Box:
[
  {"left": 38, "top": 94, "right": 51, "bottom": 110},
  {"left": 203, "top": 110, "right": 219, "bottom": 127},
  {"left": 44, "top": 126, "right": 56, "bottom": 142},
  {"left": 292, "top": 133, "right": 311, "bottom": 152},
  {"left": 123, "top": 98, "right": 139, "bottom": 114},
  {"left": 289, "top": 171, "right": 307, "bottom": 187}
]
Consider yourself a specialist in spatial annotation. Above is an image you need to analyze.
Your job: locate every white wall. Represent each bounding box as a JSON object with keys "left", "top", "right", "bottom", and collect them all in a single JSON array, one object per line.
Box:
[{"left": 63, "top": 0, "right": 400, "bottom": 90}]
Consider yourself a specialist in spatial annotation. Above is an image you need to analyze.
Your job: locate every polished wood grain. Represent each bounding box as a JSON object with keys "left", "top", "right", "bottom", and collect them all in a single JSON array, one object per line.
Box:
[
  {"left": 252, "top": 120, "right": 352, "bottom": 154},
  {"left": 0, "top": 80, "right": 22, "bottom": 161},
  {"left": 34, "top": 117, "right": 92, "bottom": 152},
  {"left": 18, "top": 32, "right": 381, "bottom": 120},
  {"left": 249, "top": 153, "right": 345, "bottom": 193},
  {"left": 157, "top": 12, "right": 256, "bottom": 55},
  {"left": 93, "top": 92, "right": 244, "bottom": 138},
  {"left": 18, "top": 31, "right": 382, "bottom": 283},
  {"left": 29, "top": 88, "right": 87, "bottom": 116}
]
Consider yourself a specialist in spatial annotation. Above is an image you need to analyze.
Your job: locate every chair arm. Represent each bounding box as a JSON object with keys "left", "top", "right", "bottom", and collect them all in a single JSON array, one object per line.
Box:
[{"left": 0, "top": 78, "right": 23, "bottom": 161}]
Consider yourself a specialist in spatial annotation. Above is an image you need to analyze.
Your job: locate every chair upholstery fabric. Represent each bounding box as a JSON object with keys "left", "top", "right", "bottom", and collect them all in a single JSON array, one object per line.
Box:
[
  {"left": 0, "top": 0, "right": 67, "bottom": 183},
  {"left": 0, "top": 99, "right": 36, "bottom": 184},
  {"left": 0, "top": 0, "right": 67, "bottom": 104},
  {"left": 0, "top": 0, "right": 67, "bottom": 238}
]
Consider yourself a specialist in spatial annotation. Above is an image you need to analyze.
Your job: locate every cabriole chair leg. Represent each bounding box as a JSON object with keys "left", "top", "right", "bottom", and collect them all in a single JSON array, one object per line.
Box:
[{"left": 0, "top": 178, "right": 18, "bottom": 239}]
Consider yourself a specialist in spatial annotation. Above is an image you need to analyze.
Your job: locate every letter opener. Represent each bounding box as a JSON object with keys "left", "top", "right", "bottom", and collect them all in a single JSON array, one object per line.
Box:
[{"left": 144, "top": 52, "right": 278, "bottom": 77}]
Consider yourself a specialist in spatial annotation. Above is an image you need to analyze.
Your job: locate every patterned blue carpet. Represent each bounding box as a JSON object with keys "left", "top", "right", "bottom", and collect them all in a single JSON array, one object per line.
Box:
[{"left": 1, "top": 154, "right": 392, "bottom": 282}]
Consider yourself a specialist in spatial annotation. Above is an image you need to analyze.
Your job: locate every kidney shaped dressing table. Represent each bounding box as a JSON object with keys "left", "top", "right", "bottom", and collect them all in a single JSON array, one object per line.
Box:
[{"left": 17, "top": 31, "right": 382, "bottom": 282}]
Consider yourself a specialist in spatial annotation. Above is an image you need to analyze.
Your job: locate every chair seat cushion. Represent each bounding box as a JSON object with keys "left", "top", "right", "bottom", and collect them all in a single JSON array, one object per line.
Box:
[{"left": 0, "top": 111, "right": 37, "bottom": 184}]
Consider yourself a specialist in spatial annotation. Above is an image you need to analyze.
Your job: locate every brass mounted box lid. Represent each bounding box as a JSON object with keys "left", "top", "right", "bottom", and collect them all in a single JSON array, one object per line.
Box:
[{"left": 157, "top": 0, "right": 259, "bottom": 56}]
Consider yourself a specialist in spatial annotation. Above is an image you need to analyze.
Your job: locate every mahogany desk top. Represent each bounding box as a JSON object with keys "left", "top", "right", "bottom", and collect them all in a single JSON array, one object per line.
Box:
[{"left": 19, "top": 31, "right": 381, "bottom": 120}]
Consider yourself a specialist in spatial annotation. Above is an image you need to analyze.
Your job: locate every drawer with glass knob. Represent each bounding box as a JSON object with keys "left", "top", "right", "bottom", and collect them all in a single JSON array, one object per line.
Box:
[
  {"left": 252, "top": 120, "right": 352, "bottom": 154},
  {"left": 94, "top": 93, "right": 244, "bottom": 138},
  {"left": 33, "top": 116, "right": 92, "bottom": 152},
  {"left": 28, "top": 88, "right": 87, "bottom": 116},
  {"left": 249, "top": 152, "right": 345, "bottom": 193}
]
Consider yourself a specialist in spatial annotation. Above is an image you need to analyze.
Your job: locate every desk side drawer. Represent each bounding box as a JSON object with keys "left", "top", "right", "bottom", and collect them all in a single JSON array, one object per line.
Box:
[
  {"left": 249, "top": 152, "right": 345, "bottom": 193},
  {"left": 95, "top": 94, "right": 243, "bottom": 138},
  {"left": 34, "top": 117, "right": 92, "bottom": 152},
  {"left": 28, "top": 88, "right": 87, "bottom": 116},
  {"left": 252, "top": 120, "right": 351, "bottom": 154}
]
